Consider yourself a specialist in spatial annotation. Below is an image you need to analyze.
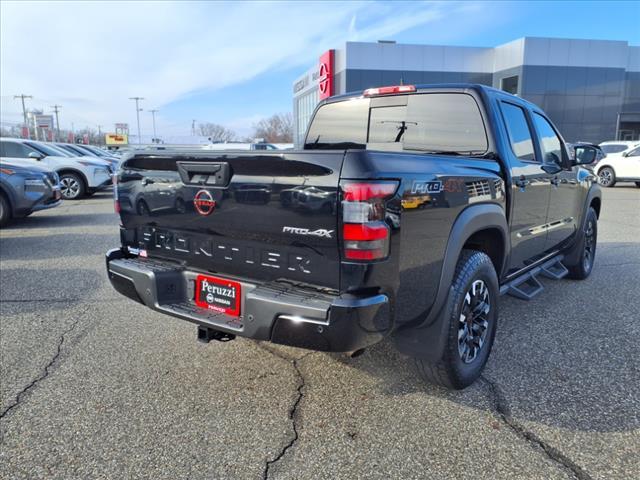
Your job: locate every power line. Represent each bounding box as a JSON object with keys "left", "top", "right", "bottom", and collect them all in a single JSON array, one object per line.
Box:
[
  {"left": 13, "top": 94, "right": 32, "bottom": 138},
  {"left": 129, "top": 97, "right": 144, "bottom": 144},
  {"left": 51, "top": 104, "right": 62, "bottom": 141}
]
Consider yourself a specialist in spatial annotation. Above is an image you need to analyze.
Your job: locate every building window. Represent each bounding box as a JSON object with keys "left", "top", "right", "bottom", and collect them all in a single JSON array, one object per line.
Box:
[
  {"left": 295, "top": 89, "right": 319, "bottom": 145},
  {"left": 501, "top": 76, "right": 519, "bottom": 95}
]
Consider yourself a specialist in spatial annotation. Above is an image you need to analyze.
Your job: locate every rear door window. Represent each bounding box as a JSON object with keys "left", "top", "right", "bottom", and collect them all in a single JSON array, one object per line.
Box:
[
  {"left": 600, "top": 144, "right": 628, "bottom": 154},
  {"left": 500, "top": 102, "right": 536, "bottom": 162}
]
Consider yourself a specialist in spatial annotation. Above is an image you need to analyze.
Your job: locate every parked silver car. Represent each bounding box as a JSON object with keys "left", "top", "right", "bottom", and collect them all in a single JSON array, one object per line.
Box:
[{"left": 0, "top": 159, "right": 62, "bottom": 226}]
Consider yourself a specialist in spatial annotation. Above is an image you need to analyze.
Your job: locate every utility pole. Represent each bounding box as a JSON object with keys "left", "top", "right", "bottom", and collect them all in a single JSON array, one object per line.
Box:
[
  {"left": 192, "top": 119, "right": 196, "bottom": 136},
  {"left": 14, "top": 94, "right": 33, "bottom": 139},
  {"left": 51, "top": 104, "right": 62, "bottom": 141},
  {"left": 97, "top": 125, "right": 103, "bottom": 145},
  {"left": 150, "top": 109, "right": 159, "bottom": 142},
  {"left": 129, "top": 97, "right": 144, "bottom": 144}
]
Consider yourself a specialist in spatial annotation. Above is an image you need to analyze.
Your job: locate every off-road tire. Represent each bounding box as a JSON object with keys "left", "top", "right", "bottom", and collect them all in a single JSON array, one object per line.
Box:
[
  {"left": 415, "top": 249, "right": 499, "bottom": 389},
  {"left": 565, "top": 207, "right": 597, "bottom": 280}
]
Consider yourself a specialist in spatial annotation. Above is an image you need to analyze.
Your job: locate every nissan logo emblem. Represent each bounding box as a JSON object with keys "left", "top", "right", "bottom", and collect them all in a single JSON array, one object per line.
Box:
[{"left": 194, "top": 189, "right": 216, "bottom": 216}]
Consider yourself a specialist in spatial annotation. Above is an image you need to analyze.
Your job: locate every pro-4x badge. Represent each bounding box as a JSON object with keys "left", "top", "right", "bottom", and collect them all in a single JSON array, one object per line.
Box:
[{"left": 282, "top": 226, "right": 334, "bottom": 238}]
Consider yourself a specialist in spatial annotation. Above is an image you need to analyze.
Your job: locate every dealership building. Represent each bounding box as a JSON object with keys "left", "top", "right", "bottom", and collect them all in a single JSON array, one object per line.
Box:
[{"left": 292, "top": 37, "right": 640, "bottom": 146}]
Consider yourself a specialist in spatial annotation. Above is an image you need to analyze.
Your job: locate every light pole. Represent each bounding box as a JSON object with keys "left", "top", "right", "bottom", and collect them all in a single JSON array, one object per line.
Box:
[
  {"left": 14, "top": 94, "right": 33, "bottom": 139},
  {"left": 51, "top": 104, "right": 62, "bottom": 141},
  {"left": 129, "top": 97, "right": 144, "bottom": 144},
  {"left": 150, "top": 109, "right": 159, "bottom": 142}
]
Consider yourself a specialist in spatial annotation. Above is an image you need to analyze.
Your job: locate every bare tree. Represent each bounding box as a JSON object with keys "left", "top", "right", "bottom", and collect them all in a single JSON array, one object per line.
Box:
[
  {"left": 197, "top": 122, "right": 237, "bottom": 142},
  {"left": 252, "top": 113, "right": 293, "bottom": 143}
]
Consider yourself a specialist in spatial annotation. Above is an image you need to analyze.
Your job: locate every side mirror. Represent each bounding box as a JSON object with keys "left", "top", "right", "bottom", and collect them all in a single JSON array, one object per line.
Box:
[
  {"left": 573, "top": 145, "right": 598, "bottom": 166},
  {"left": 28, "top": 151, "right": 44, "bottom": 160},
  {"left": 622, "top": 150, "right": 630, "bottom": 157}
]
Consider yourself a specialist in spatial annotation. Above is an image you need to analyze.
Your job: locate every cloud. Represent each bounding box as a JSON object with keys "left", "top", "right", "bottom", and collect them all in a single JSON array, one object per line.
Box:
[{"left": 1, "top": 1, "right": 478, "bottom": 134}]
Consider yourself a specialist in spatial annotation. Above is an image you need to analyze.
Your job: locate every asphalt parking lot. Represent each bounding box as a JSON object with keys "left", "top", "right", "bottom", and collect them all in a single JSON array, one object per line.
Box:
[{"left": 1, "top": 186, "right": 638, "bottom": 480}]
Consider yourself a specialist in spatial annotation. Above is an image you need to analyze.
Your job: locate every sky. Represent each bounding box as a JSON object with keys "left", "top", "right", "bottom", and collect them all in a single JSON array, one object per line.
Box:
[{"left": 1, "top": 0, "right": 639, "bottom": 139}]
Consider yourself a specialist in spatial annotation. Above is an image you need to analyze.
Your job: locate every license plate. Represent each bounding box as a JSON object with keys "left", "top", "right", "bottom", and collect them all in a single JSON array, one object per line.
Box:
[{"left": 194, "top": 274, "right": 241, "bottom": 316}]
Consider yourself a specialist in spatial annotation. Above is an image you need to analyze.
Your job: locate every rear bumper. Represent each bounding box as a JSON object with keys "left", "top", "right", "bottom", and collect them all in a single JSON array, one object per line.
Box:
[{"left": 105, "top": 248, "right": 391, "bottom": 352}]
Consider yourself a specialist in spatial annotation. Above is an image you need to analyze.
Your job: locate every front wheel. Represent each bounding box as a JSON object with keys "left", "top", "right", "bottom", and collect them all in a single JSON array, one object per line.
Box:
[
  {"left": 59, "top": 173, "right": 86, "bottom": 200},
  {"left": 415, "top": 250, "right": 499, "bottom": 389},
  {"left": 0, "top": 194, "right": 11, "bottom": 227},
  {"left": 597, "top": 167, "right": 616, "bottom": 187},
  {"left": 565, "top": 207, "right": 597, "bottom": 280}
]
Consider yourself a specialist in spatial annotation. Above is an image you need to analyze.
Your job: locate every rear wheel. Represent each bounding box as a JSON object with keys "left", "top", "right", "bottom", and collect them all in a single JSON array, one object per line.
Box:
[
  {"left": 565, "top": 207, "right": 597, "bottom": 280},
  {"left": 0, "top": 193, "right": 11, "bottom": 227},
  {"left": 137, "top": 199, "right": 150, "bottom": 216},
  {"left": 59, "top": 173, "right": 85, "bottom": 199},
  {"left": 597, "top": 167, "right": 616, "bottom": 187},
  {"left": 635, "top": 182, "right": 640, "bottom": 188},
  {"left": 415, "top": 250, "right": 499, "bottom": 389}
]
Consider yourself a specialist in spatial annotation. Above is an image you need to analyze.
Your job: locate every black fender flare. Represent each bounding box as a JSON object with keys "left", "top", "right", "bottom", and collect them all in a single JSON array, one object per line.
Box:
[
  {"left": 393, "top": 203, "right": 509, "bottom": 361},
  {"left": 564, "top": 184, "right": 602, "bottom": 265}
]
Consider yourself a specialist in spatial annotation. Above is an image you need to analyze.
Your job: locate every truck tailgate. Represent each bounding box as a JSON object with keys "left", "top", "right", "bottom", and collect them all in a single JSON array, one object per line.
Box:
[{"left": 116, "top": 151, "right": 344, "bottom": 290}]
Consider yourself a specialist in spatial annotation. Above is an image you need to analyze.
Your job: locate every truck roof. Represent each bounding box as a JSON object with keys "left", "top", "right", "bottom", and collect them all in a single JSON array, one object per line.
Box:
[{"left": 327, "top": 83, "right": 537, "bottom": 109}]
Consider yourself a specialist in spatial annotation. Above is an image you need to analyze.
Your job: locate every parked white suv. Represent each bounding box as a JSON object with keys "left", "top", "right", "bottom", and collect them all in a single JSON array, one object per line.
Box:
[
  {"left": 0, "top": 138, "right": 112, "bottom": 199},
  {"left": 594, "top": 143, "right": 640, "bottom": 188}
]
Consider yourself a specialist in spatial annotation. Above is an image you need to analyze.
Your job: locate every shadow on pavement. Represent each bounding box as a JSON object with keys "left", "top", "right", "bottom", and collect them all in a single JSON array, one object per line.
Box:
[{"left": 328, "top": 241, "right": 639, "bottom": 434}]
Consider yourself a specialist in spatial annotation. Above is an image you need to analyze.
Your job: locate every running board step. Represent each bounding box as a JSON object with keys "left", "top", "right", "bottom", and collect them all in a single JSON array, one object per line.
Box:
[
  {"left": 502, "top": 273, "right": 544, "bottom": 300},
  {"left": 500, "top": 255, "right": 566, "bottom": 301},
  {"left": 539, "top": 258, "right": 569, "bottom": 280}
]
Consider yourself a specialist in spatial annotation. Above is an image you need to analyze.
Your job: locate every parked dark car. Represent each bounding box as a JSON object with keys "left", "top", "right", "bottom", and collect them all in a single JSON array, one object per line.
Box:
[
  {"left": 106, "top": 84, "right": 601, "bottom": 389},
  {"left": 0, "top": 159, "right": 61, "bottom": 226}
]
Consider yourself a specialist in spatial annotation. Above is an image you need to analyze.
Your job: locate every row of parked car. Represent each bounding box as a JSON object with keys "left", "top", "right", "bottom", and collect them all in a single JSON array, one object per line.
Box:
[
  {"left": 0, "top": 137, "right": 121, "bottom": 226},
  {"left": 1, "top": 135, "right": 638, "bottom": 228}
]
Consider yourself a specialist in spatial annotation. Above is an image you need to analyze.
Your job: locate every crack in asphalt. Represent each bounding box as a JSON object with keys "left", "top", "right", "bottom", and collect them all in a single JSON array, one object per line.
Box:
[
  {"left": 0, "top": 316, "right": 82, "bottom": 421},
  {"left": 258, "top": 346, "right": 314, "bottom": 480},
  {"left": 480, "top": 375, "right": 594, "bottom": 480}
]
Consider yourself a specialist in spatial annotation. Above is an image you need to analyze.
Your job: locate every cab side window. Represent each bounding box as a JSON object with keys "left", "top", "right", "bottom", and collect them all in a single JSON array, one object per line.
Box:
[
  {"left": 626, "top": 147, "right": 640, "bottom": 157},
  {"left": 500, "top": 102, "right": 536, "bottom": 161},
  {"left": 533, "top": 113, "right": 563, "bottom": 165}
]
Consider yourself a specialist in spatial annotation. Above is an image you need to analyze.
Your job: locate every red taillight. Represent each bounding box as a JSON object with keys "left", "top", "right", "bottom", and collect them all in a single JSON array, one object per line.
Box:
[
  {"left": 114, "top": 200, "right": 121, "bottom": 214},
  {"left": 340, "top": 180, "right": 398, "bottom": 262},
  {"left": 342, "top": 182, "right": 398, "bottom": 202},
  {"left": 363, "top": 85, "right": 416, "bottom": 97},
  {"left": 343, "top": 223, "right": 389, "bottom": 241}
]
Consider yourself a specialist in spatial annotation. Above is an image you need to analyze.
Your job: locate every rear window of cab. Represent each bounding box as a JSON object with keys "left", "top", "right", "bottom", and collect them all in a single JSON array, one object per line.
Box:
[{"left": 305, "top": 92, "right": 488, "bottom": 155}]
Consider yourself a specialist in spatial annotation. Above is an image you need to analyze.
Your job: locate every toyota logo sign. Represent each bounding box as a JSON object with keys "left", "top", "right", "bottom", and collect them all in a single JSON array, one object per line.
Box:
[{"left": 194, "top": 189, "right": 216, "bottom": 216}]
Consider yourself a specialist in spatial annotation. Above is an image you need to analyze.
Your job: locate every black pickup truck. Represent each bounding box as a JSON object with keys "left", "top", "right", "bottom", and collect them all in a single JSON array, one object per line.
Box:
[{"left": 106, "top": 84, "right": 601, "bottom": 389}]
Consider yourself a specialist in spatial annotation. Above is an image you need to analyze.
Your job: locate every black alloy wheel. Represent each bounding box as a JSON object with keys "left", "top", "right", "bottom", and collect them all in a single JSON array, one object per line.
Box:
[{"left": 458, "top": 279, "right": 491, "bottom": 364}]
